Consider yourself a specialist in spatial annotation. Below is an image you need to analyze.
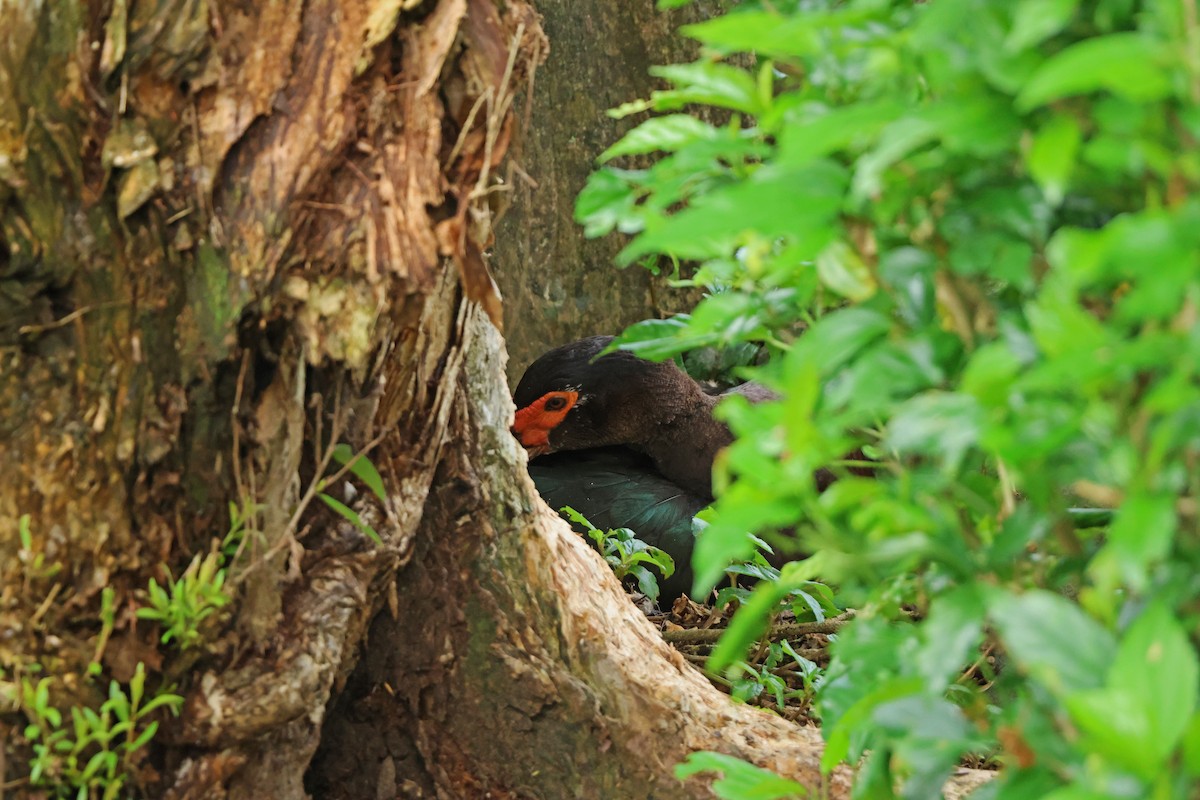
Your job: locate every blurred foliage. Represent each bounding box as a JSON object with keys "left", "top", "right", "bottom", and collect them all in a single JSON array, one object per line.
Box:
[
  {"left": 676, "top": 750, "right": 808, "bottom": 799},
  {"left": 578, "top": 0, "right": 1200, "bottom": 795}
]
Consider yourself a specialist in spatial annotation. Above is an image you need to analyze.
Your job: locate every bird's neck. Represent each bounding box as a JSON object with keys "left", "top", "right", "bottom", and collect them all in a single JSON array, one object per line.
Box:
[{"left": 635, "top": 391, "right": 730, "bottom": 501}]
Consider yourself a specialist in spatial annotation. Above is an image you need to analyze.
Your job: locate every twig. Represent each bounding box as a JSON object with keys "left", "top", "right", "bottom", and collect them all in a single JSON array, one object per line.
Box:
[
  {"left": 30, "top": 583, "right": 62, "bottom": 625},
  {"left": 661, "top": 612, "right": 854, "bottom": 646},
  {"left": 17, "top": 302, "right": 124, "bottom": 335}
]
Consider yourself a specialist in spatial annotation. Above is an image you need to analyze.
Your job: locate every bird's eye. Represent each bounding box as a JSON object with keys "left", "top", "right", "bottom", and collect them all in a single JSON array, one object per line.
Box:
[{"left": 544, "top": 395, "right": 568, "bottom": 412}]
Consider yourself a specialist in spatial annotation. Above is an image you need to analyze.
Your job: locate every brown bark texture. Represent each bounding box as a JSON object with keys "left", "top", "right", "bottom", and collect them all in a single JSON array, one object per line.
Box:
[
  {"left": 490, "top": 0, "right": 717, "bottom": 385},
  {"left": 0, "top": 2, "right": 994, "bottom": 799}
]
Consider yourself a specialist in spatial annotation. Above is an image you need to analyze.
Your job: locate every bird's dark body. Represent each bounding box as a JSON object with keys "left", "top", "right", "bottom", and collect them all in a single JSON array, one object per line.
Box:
[
  {"left": 512, "top": 335, "right": 775, "bottom": 602},
  {"left": 528, "top": 447, "right": 708, "bottom": 601}
]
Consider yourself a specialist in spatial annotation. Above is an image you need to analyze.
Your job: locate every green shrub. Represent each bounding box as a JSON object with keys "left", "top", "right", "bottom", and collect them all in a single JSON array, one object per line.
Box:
[{"left": 580, "top": 0, "right": 1200, "bottom": 796}]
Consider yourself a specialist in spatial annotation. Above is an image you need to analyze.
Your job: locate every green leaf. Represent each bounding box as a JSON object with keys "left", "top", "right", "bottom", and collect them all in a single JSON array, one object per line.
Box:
[
  {"left": 990, "top": 590, "right": 1114, "bottom": 695},
  {"left": 331, "top": 444, "right": 387, "bottom": 503},
  {"left": 789, "top": 308, "right": 891, "bottom": 377},
  {"left": 708, "top": 577, "right": 793, "bottom": 675},
  {"left": 81, "top": 750, "right": 111, "bottom": 782},
  {"left": 19, "top": 513, "right": 31, "bottom": 550},
  {"left": 1027, "top": 114, "right": 1081, "bottom": 206},
  {"left": 915, "top": 586, "right": 985, "bottom": 688},
  {"left": 873, "top": 693, "right": 972, "bottom": 741},
  {"left": 629, "top": 565, "right": 661, "bottom": 602},
  {"left": 129, "top": 662, "right": 145, "bottom": 709},
  {"left": 575, "top": 167, "right": 645, "bottom": 238},
  {"left": 778, "top": 100, "right": 905, "bottom": 166},
  {"left": 649, "top": 61, "right": 763, "bottom": 115},
  {"left": 1016, "top": 33, "right": 1173, "bottom": 111},
  {"left": 690, "top": 484, "right": 801, "bottom": 594},
  {"left": 599, "top": 115, "right": 719, "bottom": 163},
  {"left": 609, "top": 317, "right": 705, "bottom": 362},
  {"left": 130, "top": 720, "right": 160, "bottom": 751},
  {"left": 1101, "top": 492, "right": 1176, "bottom": 591},
  {"left": 822, "top": 676, "right": 925, "bottom": 771},
  {"left": 1183, "top": 711, "right": 1200, "bottom": 776},
  {"left": 886, "top": 392, "right": 982, "bottom": 471},
  {"left": 1109, "top": 603, "right": 1197, "bottom": 772},
  {"left": 675, "top": 752, "right": 807, "bottom": 800},
  {"left": 617, "top": 162, "right": 846, "bottom": 266},
  {"left": 317, "top": 493, "right": 382, "bottom": 544},
  {"left": 682, "top": 11, "right": 822, "bottom": 59},
  {"left": 815, "top": 241, "right": 876, "bottom": 302},
  {"left": 1005, "top": 0, "right": 1079, "bottom": 52}
]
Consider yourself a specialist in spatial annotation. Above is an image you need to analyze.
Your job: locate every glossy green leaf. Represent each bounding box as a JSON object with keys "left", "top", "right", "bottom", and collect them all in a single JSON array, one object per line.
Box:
[
  {"left": 1005, "top": 0, "right": 1079, "bottom": 51},
  {"left": 815, "top": 241, "right": 876, "bottom": 302},
  {"left": 599, "top": 115, "right": 719, "bottom": 163},
  {"left": 317, "top": 493, "right": 382, "bottom": 544},
  {"left": 575, "top": 168, "right": 645, "bottom": 238},
  {"left": 789, "top": 308, "right": 890, "bottom": 377},
  {"left": 649, "top": 61, "right": 763, "bottom": 115},
  {"left": 1108, "top": 603, "right": 1197, "bottom": 772},
  {"left": 990, "top": 590, "right": 1114, "bottom": 694},
  {"left": 617, "top": 163, "right": 845, "bottom": 265},
  {"left": 778, "top": 100, "right": 904, "bottom": 166},
  {"left": 1027, "top": 114, "right": 1081, "bottom": 206},
  {"left": 330, "top": 443, "right": 387, "bottom": 503},
  {"left": 1016, "top": 34, "right": 1172, "bottom": 110},
  {"left": 682, "top": 11, "right": 822, "bottom": 58}
]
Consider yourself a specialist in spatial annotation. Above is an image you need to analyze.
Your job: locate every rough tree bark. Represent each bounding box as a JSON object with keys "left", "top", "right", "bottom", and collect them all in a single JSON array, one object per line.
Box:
[
  {"left": 491, "top": 1, "right": 717, "bottom": 382},
  {"left": 0, "top": 2, "right": 992, "bottom": 799}
]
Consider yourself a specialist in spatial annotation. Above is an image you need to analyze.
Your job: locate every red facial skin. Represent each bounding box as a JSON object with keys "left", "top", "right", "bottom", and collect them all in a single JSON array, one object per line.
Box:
[{"left": 512, "top": 390, "right": 579, "bottom": 457}]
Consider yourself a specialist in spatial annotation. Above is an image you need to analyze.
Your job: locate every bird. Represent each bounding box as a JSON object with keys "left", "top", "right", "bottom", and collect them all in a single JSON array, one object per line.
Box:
[
  {"left": 512, "top": 335, "right": 776, "bottom": 600},
  {"left": 512, "top": 335, "right": 774, "bottom": 500}
]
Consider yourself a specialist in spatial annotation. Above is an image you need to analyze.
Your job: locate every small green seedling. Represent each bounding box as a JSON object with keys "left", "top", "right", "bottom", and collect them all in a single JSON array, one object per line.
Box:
[
  {"left": 136, "top": 552, "right": 230, "bottom": 650},
  {"left": 562, "top": 507, "right": 676, "bottom": 602},
  {"left": 22, "top": 663, "right": 183, "bottom": 799}
]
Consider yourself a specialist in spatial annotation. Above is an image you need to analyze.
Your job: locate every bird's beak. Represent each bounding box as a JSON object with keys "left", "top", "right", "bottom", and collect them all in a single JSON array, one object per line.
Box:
[{"left": 510, "top": 424, "right": 550, "bottom": 459}]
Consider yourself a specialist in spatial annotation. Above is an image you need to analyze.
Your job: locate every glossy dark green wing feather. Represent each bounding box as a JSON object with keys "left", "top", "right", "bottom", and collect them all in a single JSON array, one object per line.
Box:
[{"left": 528, "top": 447, "right": 708, "bottom": 602}]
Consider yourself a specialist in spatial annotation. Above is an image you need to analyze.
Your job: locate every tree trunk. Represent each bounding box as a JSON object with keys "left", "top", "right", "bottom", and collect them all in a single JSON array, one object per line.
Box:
[
  {"left": 0, "top": 3, "right": 992, "bottom": 799},
  {"left": 490, "top": 0, "right": 717, "bottom": 383}
]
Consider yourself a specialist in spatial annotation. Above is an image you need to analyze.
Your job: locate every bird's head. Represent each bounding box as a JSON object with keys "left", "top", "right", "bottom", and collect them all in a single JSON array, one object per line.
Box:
[{"left": 511, "top": 335, "right": 681, "bottom": 458}]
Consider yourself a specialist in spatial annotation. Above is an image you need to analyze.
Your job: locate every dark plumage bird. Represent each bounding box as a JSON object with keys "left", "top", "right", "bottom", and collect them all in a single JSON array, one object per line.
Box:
[
  {"left": 512, "top": 335, "right": 774, "bottom": 600},
  {"left": 513, "top": 335, "right": 773, "bottom": 500}
]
